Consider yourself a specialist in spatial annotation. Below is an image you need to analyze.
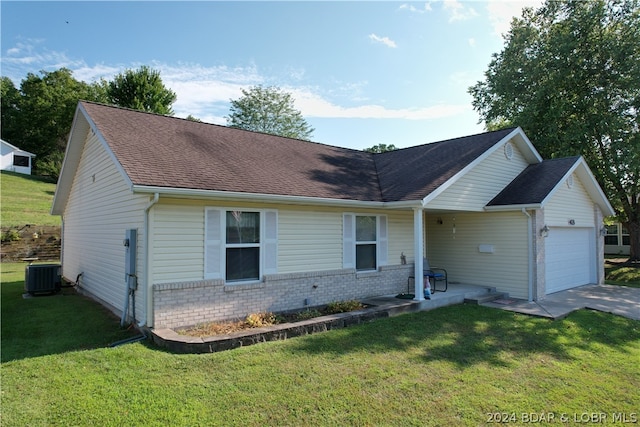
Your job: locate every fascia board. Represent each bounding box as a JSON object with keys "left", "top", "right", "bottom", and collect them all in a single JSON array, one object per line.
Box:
[
  {"left": 511, "top": 127, "right": 543, "bottom": 163},
  {"left": 14, "top": 149, "right": 36, "bottom": 157},
  {"left": 132, "top": 185, "right": 424, "bottom": 210},
  {"left": 2, "top": 139, "right": 36, "bottom": 157},
  {"left": 51, "top": 105, "right": 88, "bottom": 215}
]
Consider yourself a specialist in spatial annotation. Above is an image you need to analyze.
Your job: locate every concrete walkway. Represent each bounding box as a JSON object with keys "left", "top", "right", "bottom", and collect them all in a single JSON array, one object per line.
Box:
[{"left": 481, "top": 284, "right": 640, "bottom": 320}]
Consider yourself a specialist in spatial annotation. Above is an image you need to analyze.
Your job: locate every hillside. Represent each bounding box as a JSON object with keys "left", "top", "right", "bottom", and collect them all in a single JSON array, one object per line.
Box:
[
  {"left": 1, "top": 171, "right": 61, "bottom": 261},
  {"left": 1, "top": 171, "right": 60, "bottom": 227}
]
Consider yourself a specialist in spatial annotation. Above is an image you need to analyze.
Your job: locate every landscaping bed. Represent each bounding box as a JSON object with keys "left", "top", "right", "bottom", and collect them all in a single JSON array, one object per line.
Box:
[
  {"left": 152, "top": 300, "right": 396, "bottom": 354},
  {"left": 177, "top": 300, "right": 367, "bottom": 338}
]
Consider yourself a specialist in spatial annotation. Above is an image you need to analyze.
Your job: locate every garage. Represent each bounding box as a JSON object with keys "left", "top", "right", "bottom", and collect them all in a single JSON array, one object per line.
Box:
[{"left": 545, "top": 227, "right": 596, "bottom": 294}]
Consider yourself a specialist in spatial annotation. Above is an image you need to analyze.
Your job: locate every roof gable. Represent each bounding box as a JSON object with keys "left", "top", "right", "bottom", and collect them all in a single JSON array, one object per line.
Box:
[
  {"left": 374, "top": 128, "right": 518, "bottom": 202},
  {"left": 487, "top": 156, "right": 614, "bottom": 215}
]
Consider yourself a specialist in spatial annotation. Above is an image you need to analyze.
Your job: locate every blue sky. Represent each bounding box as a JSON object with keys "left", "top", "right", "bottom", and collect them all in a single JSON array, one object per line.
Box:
[{"left": 1, "top": 1, "right": 542, "bottom": 150}]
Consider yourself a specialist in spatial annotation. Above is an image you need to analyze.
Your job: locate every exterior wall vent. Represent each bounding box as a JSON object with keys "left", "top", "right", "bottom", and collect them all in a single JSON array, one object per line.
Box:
[
  {"left": 504, "top": 142, "right": 514, "bottom": 160},
  {"left": 25, "top": 264, "right": 61, "bottom": 294}
]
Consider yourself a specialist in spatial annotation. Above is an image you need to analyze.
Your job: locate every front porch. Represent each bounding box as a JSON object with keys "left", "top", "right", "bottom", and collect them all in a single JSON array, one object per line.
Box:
[{"left": 362, "top": 283, "right": 500, "bottom": 315}]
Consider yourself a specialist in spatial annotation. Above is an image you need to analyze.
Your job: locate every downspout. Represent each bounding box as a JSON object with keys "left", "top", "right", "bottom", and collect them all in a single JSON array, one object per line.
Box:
[
  {"left": 522, "top": 208, "right": 533, "bottom": 302},
  {"left": 141, "top": 193, "right": 159, "bottom": 327}
]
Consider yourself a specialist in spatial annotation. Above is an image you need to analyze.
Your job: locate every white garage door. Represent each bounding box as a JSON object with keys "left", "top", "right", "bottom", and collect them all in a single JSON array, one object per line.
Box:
[{"left": 545, "top": 228, "right": 596, "bottom": 294}]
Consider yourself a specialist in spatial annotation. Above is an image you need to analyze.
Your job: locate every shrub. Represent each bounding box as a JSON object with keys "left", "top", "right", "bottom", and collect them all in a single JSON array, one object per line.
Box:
[
  {"left": 293, "top": 309, "right": 322, "bottom": 321},
  {"left": 325, "top": 300, "right": 364, "bottom": 314},
  {"left": 1, "top": 229, "right": 20, "bottom": 243},
  {"left": 245, "top": 312, "right": 277, "bottom": 328}
]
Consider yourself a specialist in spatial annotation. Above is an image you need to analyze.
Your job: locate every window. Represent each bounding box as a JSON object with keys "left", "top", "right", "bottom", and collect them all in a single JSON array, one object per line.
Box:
[
  {"left": 343, "top": 213, "right": 387, "bottom": 271},
  {"left": 604, "top": 225, "right": 618, "bottom": 245},
  {"left": 205, "top": 209, "right": 277, "bottom": 282},
  {"left": 13, "top": 155, "right": 29, "bottom": 167},
  {"left": 226, "top": 211, "right": 260, "bottom": 281},
  {"left": 356, "top": 216, "right": 377, "bottom": 270}
]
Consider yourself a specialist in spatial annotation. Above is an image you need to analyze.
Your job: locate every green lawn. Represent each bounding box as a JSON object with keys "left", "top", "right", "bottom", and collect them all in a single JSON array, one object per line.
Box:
[
  {"left": 2, "top": 263, "right": 639, "bottom": 426},
  {"left": 605, "top": 258, "right": 640, "bottom": 288},
  {"left": 1, "top": 171, "right": 60, "bottom": 227}
]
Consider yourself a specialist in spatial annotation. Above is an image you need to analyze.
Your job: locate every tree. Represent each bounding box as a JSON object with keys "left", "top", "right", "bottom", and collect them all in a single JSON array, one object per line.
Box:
[
  {"left": 226, "top": 85, "right": 314, "bottom": 141},
  {"left": 2, "top": 69, "right": 104, "bottom": 178},
  {"left": 106, "top": 65, "right": 176, "bottom": 115},
  {"left": 0, "top": 77, "right": 21, "bottom": 145},
  {"left": 185, "top": 114, "right": 202, "bottom": 122},
  {"left": 364, "top": 143, "right": 398, "bottom": 153},
  {"left": 469, "top": 0, "right": 640, "bottom": 261}
]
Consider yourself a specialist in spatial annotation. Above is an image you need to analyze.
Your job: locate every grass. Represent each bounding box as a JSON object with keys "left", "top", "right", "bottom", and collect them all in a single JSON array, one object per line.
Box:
[
  {"left": 1, "top": 171, "right": 60, "bottom": 227},
  {"left": 2, "top": 263, "right": 639, "bottom": 426},
  {"left": 605, "top": 257, "right": 640, "bottom": 288}
]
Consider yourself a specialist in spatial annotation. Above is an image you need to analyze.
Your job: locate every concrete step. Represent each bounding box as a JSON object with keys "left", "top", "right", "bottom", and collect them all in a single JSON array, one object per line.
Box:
[{"left": 464, "top": 292, "right": 509, "bottom": 305}]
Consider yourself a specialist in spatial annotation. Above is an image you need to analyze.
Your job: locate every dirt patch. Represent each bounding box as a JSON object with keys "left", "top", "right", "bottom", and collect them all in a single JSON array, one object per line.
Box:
[{"left": 177, "top": 301, "right": 367, "bottom": 338}]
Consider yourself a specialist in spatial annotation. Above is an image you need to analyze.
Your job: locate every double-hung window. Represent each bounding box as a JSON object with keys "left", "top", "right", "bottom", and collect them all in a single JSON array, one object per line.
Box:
[
  {"left": 205, "top": 209, "right": 277, "bottom": 282},
  {"left": 343, "top": 213, "right": 388, "bottom": 271},
  {"left": 225, "top": 211, "right": 261, "bottom": 281}
]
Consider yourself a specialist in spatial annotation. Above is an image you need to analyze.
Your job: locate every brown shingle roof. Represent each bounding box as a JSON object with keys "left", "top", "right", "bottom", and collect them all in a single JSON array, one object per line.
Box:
[
  {"left": 80, "top": 102, "right": 515, "bottom": 203},
  {"left": 487, "top": 156, "right": 580, "bottom": 206},
  {"left": 82, "top": 102, "right": 381, "bottom": 201},
  {"left": 374, "top": 128, "right": 516, "bottom": 201}
]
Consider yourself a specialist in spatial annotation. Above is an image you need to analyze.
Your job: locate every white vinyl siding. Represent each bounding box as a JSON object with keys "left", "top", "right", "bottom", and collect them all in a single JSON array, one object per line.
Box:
[
  {"left": 61, "top": 131, "right": 147, "bottom": 320},
  {"left": 425, "top": 211, "right": 529, "bottom": 299},
  {"left": 151, "top": 204, "right": 204, "bottom": 283},
  {"left": 278, "top": 209, "right": 343, "bottom": 273},
  {"left": 149, "top": 201, "right": 414, "bottom": 281},
  {"left": 427, "top": 140, "right": 530, "bottom": 211},
  {"left": 544, "top": 174, "right": 596, "bottom": 227},
  {"left": 387, "top": 210, "right": 415, "bottom": 264}
]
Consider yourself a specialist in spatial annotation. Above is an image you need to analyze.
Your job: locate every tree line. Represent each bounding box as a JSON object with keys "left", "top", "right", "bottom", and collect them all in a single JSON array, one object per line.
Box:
[{"left": 1, "top": 67, "right": 315, "bottom": 179}]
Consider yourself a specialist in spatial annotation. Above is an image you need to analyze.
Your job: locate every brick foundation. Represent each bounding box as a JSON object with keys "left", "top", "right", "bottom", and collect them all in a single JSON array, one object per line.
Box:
[{"left": 153, "top": 264, "right": 413, "bottom": 329}]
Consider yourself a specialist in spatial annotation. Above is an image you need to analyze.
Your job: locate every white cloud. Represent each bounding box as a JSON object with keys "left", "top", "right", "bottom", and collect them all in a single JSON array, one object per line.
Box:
[
  {"left": 368, "top": 33, "right": 397, "bottom": 48},
  {"left": 399, "top": 2, "right": 433, "bottom": 13},
  {"left": 486, "top": 0, "right": 544, "bottom": 37},
  {"left": 443, "top": 0, "right": 478, "bottom": 22},
  {"left": 468, "top": 37, "right": 477, "bottom": 47},
  {"left": 1, "top": 40, "right": 469, "bottom": 125},
  {"left": 291, "top": 88, "right": 468, "bottom": 120}
]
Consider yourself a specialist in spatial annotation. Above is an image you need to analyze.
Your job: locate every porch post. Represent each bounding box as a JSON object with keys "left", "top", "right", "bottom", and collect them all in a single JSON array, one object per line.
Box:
[{"left": 414, "top": 207, "right": 425, "bottom": 301}]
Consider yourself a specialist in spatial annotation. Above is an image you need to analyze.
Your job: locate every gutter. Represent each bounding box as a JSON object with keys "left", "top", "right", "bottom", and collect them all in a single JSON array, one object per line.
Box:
[
  {"left": 485, "top": 203, "right": 542, "bottom": 212},
  {"left": 131, "top": 185, "right": 422, "bottom": 210}
]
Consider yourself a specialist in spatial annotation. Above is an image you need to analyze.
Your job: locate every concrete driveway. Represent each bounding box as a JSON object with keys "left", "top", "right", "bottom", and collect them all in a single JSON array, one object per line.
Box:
[{"left": 482, "top": 284, "right": 640, "bottom": 320}]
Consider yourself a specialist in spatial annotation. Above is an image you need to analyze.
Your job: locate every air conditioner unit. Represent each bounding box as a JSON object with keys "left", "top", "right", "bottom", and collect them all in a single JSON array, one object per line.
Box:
[{"left": 25, "top": 264, "right": 61, "bottom": 295}]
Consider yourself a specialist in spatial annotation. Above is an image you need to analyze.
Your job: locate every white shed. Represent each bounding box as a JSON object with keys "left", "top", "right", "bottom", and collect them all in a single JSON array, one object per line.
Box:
[{"left": 1, "top": 139, "right": 36, "bottom": 175}]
